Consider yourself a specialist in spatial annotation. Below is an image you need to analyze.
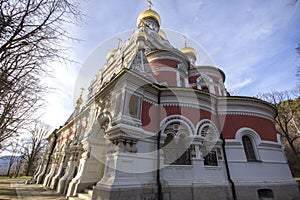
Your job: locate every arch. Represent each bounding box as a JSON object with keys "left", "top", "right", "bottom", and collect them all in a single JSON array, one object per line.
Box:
[
  {"left": 196, "top": 119, "right": 219, "bottom": 137},
  {"left": 196, "top": 74, "right": 212, "bottom": 91},
  {"left": 160, "top": 115, "right": 195, "bottom": 136},
  {"left": 242, "top": 135, "right": 257, "bottom": 161},
  {"left": 196, "top": 74, "right": 213, "bottom": 84},
  {"left": 196, "top": 120, "right": 220, "bottom": 158},
  {"left": 235, "top": 128, "right": 261, "bottom": 161},
  {"left": 235, "top": 127, "right": 261, "bottom": 145},
  {"left": 161, "top": 116, "right": 193, "bottom": 165}
]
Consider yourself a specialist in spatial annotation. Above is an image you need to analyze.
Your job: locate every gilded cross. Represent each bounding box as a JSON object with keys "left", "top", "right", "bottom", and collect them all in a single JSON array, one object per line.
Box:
[
  {"left": 117, "top": 38, "right": 122, "bottom": 49},
  {"left": 183, "top": 35, "right": 187, "bottom": 47},
  {"left": 147, "top": 0, "right": 153, "bottom": 9},
  {"left": 80, "top": 87, "right": 85, "bottom": 97}
]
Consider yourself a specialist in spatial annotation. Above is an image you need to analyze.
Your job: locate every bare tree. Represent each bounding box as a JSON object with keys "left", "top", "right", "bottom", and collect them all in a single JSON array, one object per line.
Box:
[
  {"left": 261, "top": 90, "right": 300, "bottom": 176},
  {"left": 21, "top": 120, "right": 50, "bottom": 176},
  {"left": 0, "top": 0, "right": 83, "bottom": 149},
  {"left": 6, "top": 139, "right": 21, "bottom": 177}
]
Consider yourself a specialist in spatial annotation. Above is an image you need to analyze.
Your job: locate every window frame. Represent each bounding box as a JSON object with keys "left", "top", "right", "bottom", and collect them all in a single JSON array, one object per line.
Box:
[
  {"left": 242, "top": 135, "right": 259, "bottom": 162},
  {"left": 203, "top": 150, "right": 218, "bottom": 166},
  {"left": 257, "top": 189, "right": 274, "bottom": 198},
  {"left": 125, "top": 92, "right": 141, "bottom": 119},
  {"left": 162, "top": 121, "right": 192, "bottom": 166}
]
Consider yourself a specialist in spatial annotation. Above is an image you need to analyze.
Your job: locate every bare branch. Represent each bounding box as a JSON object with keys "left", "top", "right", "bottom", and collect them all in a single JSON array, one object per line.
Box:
[{"left": 0, "top": 0, "right": 83, "bottom": 148}]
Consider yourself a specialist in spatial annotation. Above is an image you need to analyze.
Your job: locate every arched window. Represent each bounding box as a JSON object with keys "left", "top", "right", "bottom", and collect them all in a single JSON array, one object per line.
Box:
[
  {"left": 163, "top": 122, "right": 191, "bottom": 165},
  {"left": 200, "top": 125, "right": 215, "bottom": 137},
  {"left": 196, "top": 74, "right": 212, "bottom": 92},
  {"left": 242, "top": 135, "right": 257, "bottom": 161}
]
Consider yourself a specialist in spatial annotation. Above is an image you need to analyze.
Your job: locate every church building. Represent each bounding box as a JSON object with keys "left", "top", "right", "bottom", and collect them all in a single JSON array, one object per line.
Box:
[{"left": 33, "top": 3, "right": 299, "bottom": 200}]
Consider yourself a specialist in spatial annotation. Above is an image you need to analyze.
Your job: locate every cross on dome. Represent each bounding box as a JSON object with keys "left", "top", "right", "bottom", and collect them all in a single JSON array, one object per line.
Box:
[
  {"left": 75, "top": 87, "right": 85, "bottom": 110},
  {"left": 137, "top": 1, "right": 161, "bottom": 28},
  {"left": 147, "top": 0, "right": 153, "bottom": 9},
  {"left": 80, "top": 87, "right": 85, "bottom": 97},
  {"left": 181, "top": 35, "right": 197, "bottom": 62},
  {"left": 183, "top": 35, "right": 187, "bottom": 47},
  {"left": 117, "top": 38, "right": 122, "bottom": 49}
]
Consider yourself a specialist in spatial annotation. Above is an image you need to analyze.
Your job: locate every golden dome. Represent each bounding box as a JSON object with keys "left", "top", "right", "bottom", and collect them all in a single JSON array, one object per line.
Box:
[
  {"left": 158, "top": 29, "right": 167, "bottom": 40},
  {"left": 106, "top": 49, "right": 117, "bottom": 60},
  {"left": 137, "top": 9, "right": 161, "bottom": 27},
  {"left": 76, "top": 96, "right": 83, "bottom": 105},
  {"left": 181, "top": 47, "right": 197, "bottom": 59}
]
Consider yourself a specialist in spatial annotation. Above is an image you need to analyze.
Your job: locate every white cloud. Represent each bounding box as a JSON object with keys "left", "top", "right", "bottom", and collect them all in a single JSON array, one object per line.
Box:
[{"left": 229, "top": 77, "right": 253, "bottom": 92}]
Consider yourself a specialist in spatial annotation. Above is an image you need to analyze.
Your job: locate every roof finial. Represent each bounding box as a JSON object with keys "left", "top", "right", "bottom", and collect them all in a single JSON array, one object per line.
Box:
[
  {"left": 183, "top": 35, "right": 187, "bottom": 48},
  {"left": 75, "top": 88, "right": 85, "bottom": 110},
  {"left": 80, "top": 87, "right": 85, "bottom": 97},
  {"left": 117, "top": 38, "right": 122, "bottom": 49},
  {"left": 147, "top": 0, "right": 153, "bottom": 9}
]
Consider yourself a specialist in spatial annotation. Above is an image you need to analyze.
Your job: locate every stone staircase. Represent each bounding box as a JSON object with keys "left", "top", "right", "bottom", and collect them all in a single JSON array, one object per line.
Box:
[{"left": 68, "top": 188, "right": 93, "bottom": 200}]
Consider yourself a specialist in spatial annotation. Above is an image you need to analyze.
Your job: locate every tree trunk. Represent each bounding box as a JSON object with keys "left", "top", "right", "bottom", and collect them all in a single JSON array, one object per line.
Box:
[
  {"left": 6, "top": 164, "right": 12, "bottom": 177},
  {"left": 287, "top": 138, "right": 300, "bottom": 176},
  {"left": 26, "top": 161, "right": 32, "bottom": 176}
]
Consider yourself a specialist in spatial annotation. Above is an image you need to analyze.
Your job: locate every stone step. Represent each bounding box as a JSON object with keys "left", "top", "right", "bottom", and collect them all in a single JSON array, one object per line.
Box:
[
  {"left": 84, "top": 189, "right": 93, "bottom": 196},
  {"left": 77, "top": 192, "right": 92, "bottom": 200},
  {"left": 68, "top": 197, "right": 82, "bottom": 200}
]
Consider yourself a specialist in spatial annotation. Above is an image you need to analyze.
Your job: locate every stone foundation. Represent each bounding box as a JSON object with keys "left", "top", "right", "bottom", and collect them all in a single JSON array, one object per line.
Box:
[
  {"left": 91, "top": 184, "right": 232, "bottom": 200},
  {"left": 235, "top": 181, "right": 299, "bottom": 200},
  {"left": 91, "top": 181, "right": 299, "bottom": 200}
]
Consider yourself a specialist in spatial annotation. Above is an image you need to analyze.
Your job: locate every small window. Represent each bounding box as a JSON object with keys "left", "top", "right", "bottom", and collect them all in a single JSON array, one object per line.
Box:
[
  {"left": 258, "top": 189, "right": 274, "bottom": 198},
  {"left": 163, "top": 135, "right": 191, "bottom": 165},
  {"left": 204, "top": 151, "right": 218, "bottom": 166},
  {"left": 201, "top": 86, "right": 209, "bottom": 92},
  {"left": 128, "top": 94, "right": 140, "bottom": 118},
  {"left": 242, "top": 135, "right": 257, "bottom": 161},
  {"left": 114, "top": 93, "right": 122, "bottom": 115}
]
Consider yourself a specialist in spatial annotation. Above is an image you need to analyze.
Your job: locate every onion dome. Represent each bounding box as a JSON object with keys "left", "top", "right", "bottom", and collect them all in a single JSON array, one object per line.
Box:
[
  {"left": 137, "top": 8, "right": 161, "bottom": 28},
  {"left": 181, "top": 35, "right": 197, "bottom": 62},
  {"left": 75, "top": 88, "right": 84, "bottom": 110},
  {"left": 181, "top": 47, "right": 197, "bottom": 58},
  {"left": 106, "top": 38, "right": 122, "bottom": 60},
  {"left": 158, "top": 29, "right": 167, "bottom": 40},
  {"left": 106, "top": 49, "right": 117, "bottom": 60}
]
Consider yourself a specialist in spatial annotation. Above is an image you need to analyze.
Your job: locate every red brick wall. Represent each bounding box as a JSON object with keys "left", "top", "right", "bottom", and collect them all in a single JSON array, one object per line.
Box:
[{"left": 220, "top": 115, "right": 277, "bottom": 142}]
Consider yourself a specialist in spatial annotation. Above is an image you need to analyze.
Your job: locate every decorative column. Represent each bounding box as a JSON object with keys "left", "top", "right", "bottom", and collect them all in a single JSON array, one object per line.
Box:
[
  {"left": 56, "top": 144, "right": 82, "bottom": 194},
  {"left": 35, "top": 155, "right": 49, "bottom": 184},
  {"left": 66, "top": 127, "right": 110, "bottom": 197},
  {"left": 191, "top": 143, "right": 205, "bottom": 182},
  {"left": 42, "top": 153, "right": 58, "bottom": 187},
  {"left": 36, "top": 132, "right": 57, "bottom": 184},
  {"left": 50, "top": 149, "right": 70, "bottom": 190},
  {"left": 93, "top": 126, "right": 143, "bottom": 194}
]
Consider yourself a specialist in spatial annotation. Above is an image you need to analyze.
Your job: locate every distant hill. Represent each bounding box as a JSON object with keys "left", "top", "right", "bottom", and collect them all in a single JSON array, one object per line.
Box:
[{"left": 0, "top": 155, "right": 21, "bottom": 176}]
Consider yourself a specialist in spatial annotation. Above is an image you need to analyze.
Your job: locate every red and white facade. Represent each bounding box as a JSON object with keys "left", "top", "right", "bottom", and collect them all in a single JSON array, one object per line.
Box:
[{"left": 34, "top": 7, "right": 299, "bottom": 200}]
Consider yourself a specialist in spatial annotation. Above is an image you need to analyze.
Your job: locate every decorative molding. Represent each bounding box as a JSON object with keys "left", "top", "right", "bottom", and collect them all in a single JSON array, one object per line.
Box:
[
  {"left": 195, "top": 119, "right": 219, "bottom": 136},
  {"left": 160, "top": 115, "right": 195, "bottom": 135},
  {"left": 218, "top": 111, "right": 274, "bottom": 121}
]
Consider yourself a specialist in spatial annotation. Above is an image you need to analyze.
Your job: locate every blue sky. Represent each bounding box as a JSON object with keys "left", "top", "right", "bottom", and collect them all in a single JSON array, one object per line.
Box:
[{"left": 42, "top": 0, "right": 300, "bottom": 129}]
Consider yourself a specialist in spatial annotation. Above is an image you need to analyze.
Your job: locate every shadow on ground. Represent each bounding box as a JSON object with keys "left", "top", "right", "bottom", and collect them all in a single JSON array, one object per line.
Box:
[{"left": 0, "top": 177, "right": 66, "bottom": 200}]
